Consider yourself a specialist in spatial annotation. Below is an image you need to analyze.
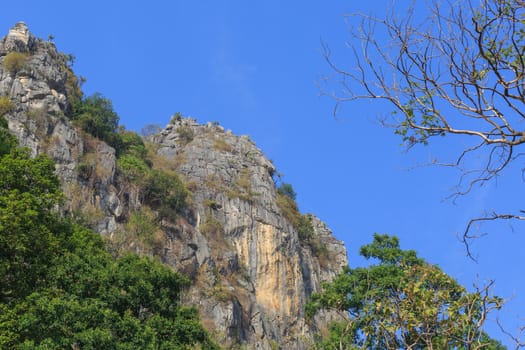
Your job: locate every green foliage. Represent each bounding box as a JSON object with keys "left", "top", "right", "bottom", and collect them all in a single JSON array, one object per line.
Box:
[
  {"left": 122, "top": 208, "right": 162, "bottom": 253},
  {"left": 0, "top": 96, "right": 14, "bottom": 116},
  {"left": 276, "top": 189, "right": 300, "bottom": 223},
  {"left": 126, "top": 209, "right": 159, "bottom": 239},
  {"left": 394, "top": 94, "right": 446, "bottom": 146},
  {"left": 72, "top": 94, "right": 151, "bottom": 163},
  {"left": 275, "top": 184, "right": 328, "bottom": 263},
  {"left": 113, "top": 128, "right": 150, "bottom": 159},
  {"left": 296, "top": 214, "right": 315, "bottom": 241},
  {"left": 72, "top": 92, "right": 120, "bottom": 144},
  {"left": 0, "top": 148, "right": 63, "bottom": 301},
  {"left": 276, "top": 189, "right": 314, "bottom": 240},
  {"left": 307, "top": 234, "right": 504, "bottom": 349},
  {"left": 0, "top": 246, "right": 218, "bottom": 349},
  {"left": 117, "top": 154, "right": 150, "bottom": 184},
  {"left": 312, "top": 321, "right": 358, "bottom": 350},
  {"left": 0, "top": 116, "right": 16, "bottom": 156},
  {"left": 116, "top": 135, "right": 190, "bottom": 226},
  {"left": 2, "top": 52, "right": 27, "bottom": 73},
  {"left": 143, "top": 169, "right": 189, "bottom": 220},
  {"left": 64, "top": 66, "right": 83, "bottom": 113},
  {"left": 0, "top": 141, "right": 218, "bottom": 349},
  {"left": 277, "top": 182, "right": 296, "bottom": 201}
]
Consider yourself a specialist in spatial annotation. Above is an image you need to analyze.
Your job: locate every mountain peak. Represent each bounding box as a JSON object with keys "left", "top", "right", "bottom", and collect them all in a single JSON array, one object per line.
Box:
[
  {"left": 3, "top": 22, "right": 33, "bottom": 52},
  {"left": 0, "top": 23, "right": 348, "bottom": 349}
]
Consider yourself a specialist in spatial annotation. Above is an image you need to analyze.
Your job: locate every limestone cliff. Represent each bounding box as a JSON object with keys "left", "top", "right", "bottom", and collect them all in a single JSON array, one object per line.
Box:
[{"left": 0, "top": 23, "right": 348, "bottom": 349}]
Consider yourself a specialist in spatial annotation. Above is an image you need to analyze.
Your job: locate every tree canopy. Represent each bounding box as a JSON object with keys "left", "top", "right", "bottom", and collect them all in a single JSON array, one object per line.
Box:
[{"left": 306, "top": 234, "right": 505, "bottom": 349}]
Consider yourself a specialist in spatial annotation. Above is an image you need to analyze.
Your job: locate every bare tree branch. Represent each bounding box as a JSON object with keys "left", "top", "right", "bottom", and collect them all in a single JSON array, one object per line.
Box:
[
  {"left": 498, "top": 318, "right": 525, "bottom": 349},
  {"left": 461, "top": 210, "right": 525, "bottom": 260},
  {"left": 322, "top": 0, "right": 525, "bottom": 245}
]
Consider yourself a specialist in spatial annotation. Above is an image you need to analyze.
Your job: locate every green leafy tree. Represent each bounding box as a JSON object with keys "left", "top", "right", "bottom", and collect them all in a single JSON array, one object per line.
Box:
[
  {"left": 117, "top": 153, "right": 150, "bottom": 183},
  {"left": 117, "top": 129, "right": 149, "bottom": 160},
  {"left": 73, "top": 92, "right": 120, "bottom": 143},
  {"left": 307, "top": 234, "right": 505, "bottom": 349},
  {"left": 1, "top": 235, "right": 218, "bottom": 349},
  {"left": 0, "top": 148, "right": 63, "bottom": 301},
  {"left": 0, "top": 116, "right": 16, "bottom": 156}
]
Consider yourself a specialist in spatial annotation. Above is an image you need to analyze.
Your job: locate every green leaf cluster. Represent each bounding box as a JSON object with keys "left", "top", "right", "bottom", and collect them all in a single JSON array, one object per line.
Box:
[
  {"left": 0, "top": 116, "right": 16, "bottom": 156},
  {"left": 0, "top": 148, "right": 63, "bottom": 300},
  {"left": 307, "top": 234, "right": 505, "bottom": 349},
  {"left": 143, "top": 169, "right": 189, "bottom": 220},
  {"left": 72, "top": 93, "right": 152, "bottom": 159},
  {"left": 72, "top": 93, "right": 120, "bottom": 143}
]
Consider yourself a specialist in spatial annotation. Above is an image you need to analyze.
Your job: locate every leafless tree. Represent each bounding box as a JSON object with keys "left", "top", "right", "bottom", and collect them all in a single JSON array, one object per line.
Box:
[{"left": 321, "top": 0, "right": 525, "bottom": 250}]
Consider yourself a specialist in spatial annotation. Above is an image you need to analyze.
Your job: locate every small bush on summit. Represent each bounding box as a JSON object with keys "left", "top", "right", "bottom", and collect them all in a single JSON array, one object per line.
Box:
[
  {"left": 277, "top": 182, "right": 296, "bottom": 201},
  {"left": 176, "top": 125, "right": 194, "bottom": 145},
  {"left": 2, "top": 52, "right": 27, "bottom": 73}
]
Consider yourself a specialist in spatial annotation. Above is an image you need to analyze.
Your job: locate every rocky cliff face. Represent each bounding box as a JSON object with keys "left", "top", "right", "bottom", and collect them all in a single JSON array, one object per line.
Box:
[{"left": 0, "top": 23, "right": 348, "bottom": 349}]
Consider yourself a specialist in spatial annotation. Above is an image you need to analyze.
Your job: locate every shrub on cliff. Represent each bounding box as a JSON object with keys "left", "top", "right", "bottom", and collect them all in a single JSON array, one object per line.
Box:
[
  {"left": 0, "top": 116, "right": 16, "bottom": 156},
  {"left": 277, "top": 182, "right": 296, "bottom": 201},
  {"left": 276, "top": 183, "right": 313, "bottom": 239},
  {"left": 143, "top": 169, "right": 189, "bottom": 220},
  {"left": 72, "top": 93, "right": 119, "bottom": 143},
  {"left": 2, "top": 52, "right": 27, "bottom": 73},
  {"left": 0, "top": 96, "right": 14, "bottom": 116},
  {"left": 117, "top": 154, "right": 150, "bottom": 185}
]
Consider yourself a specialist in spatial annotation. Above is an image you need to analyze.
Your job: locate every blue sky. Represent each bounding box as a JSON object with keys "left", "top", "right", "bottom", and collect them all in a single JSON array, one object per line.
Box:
[{"left": 4, "top": 1, "right": 524, "bottom": 346}]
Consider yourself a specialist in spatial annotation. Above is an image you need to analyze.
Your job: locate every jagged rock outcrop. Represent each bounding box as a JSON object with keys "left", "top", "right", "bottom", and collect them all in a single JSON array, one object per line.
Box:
[
  {"left": 0, "top": 22, "right": 125, "bottom": 233},
  {"left": 0, "top": 22, "right": 80, "bottom": 171},
  {"left": 0, "top": 23, "right": 348, "bottom": 349},
  {"left": 149, "top": 119, "right": 348, "bottom": 348}
]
